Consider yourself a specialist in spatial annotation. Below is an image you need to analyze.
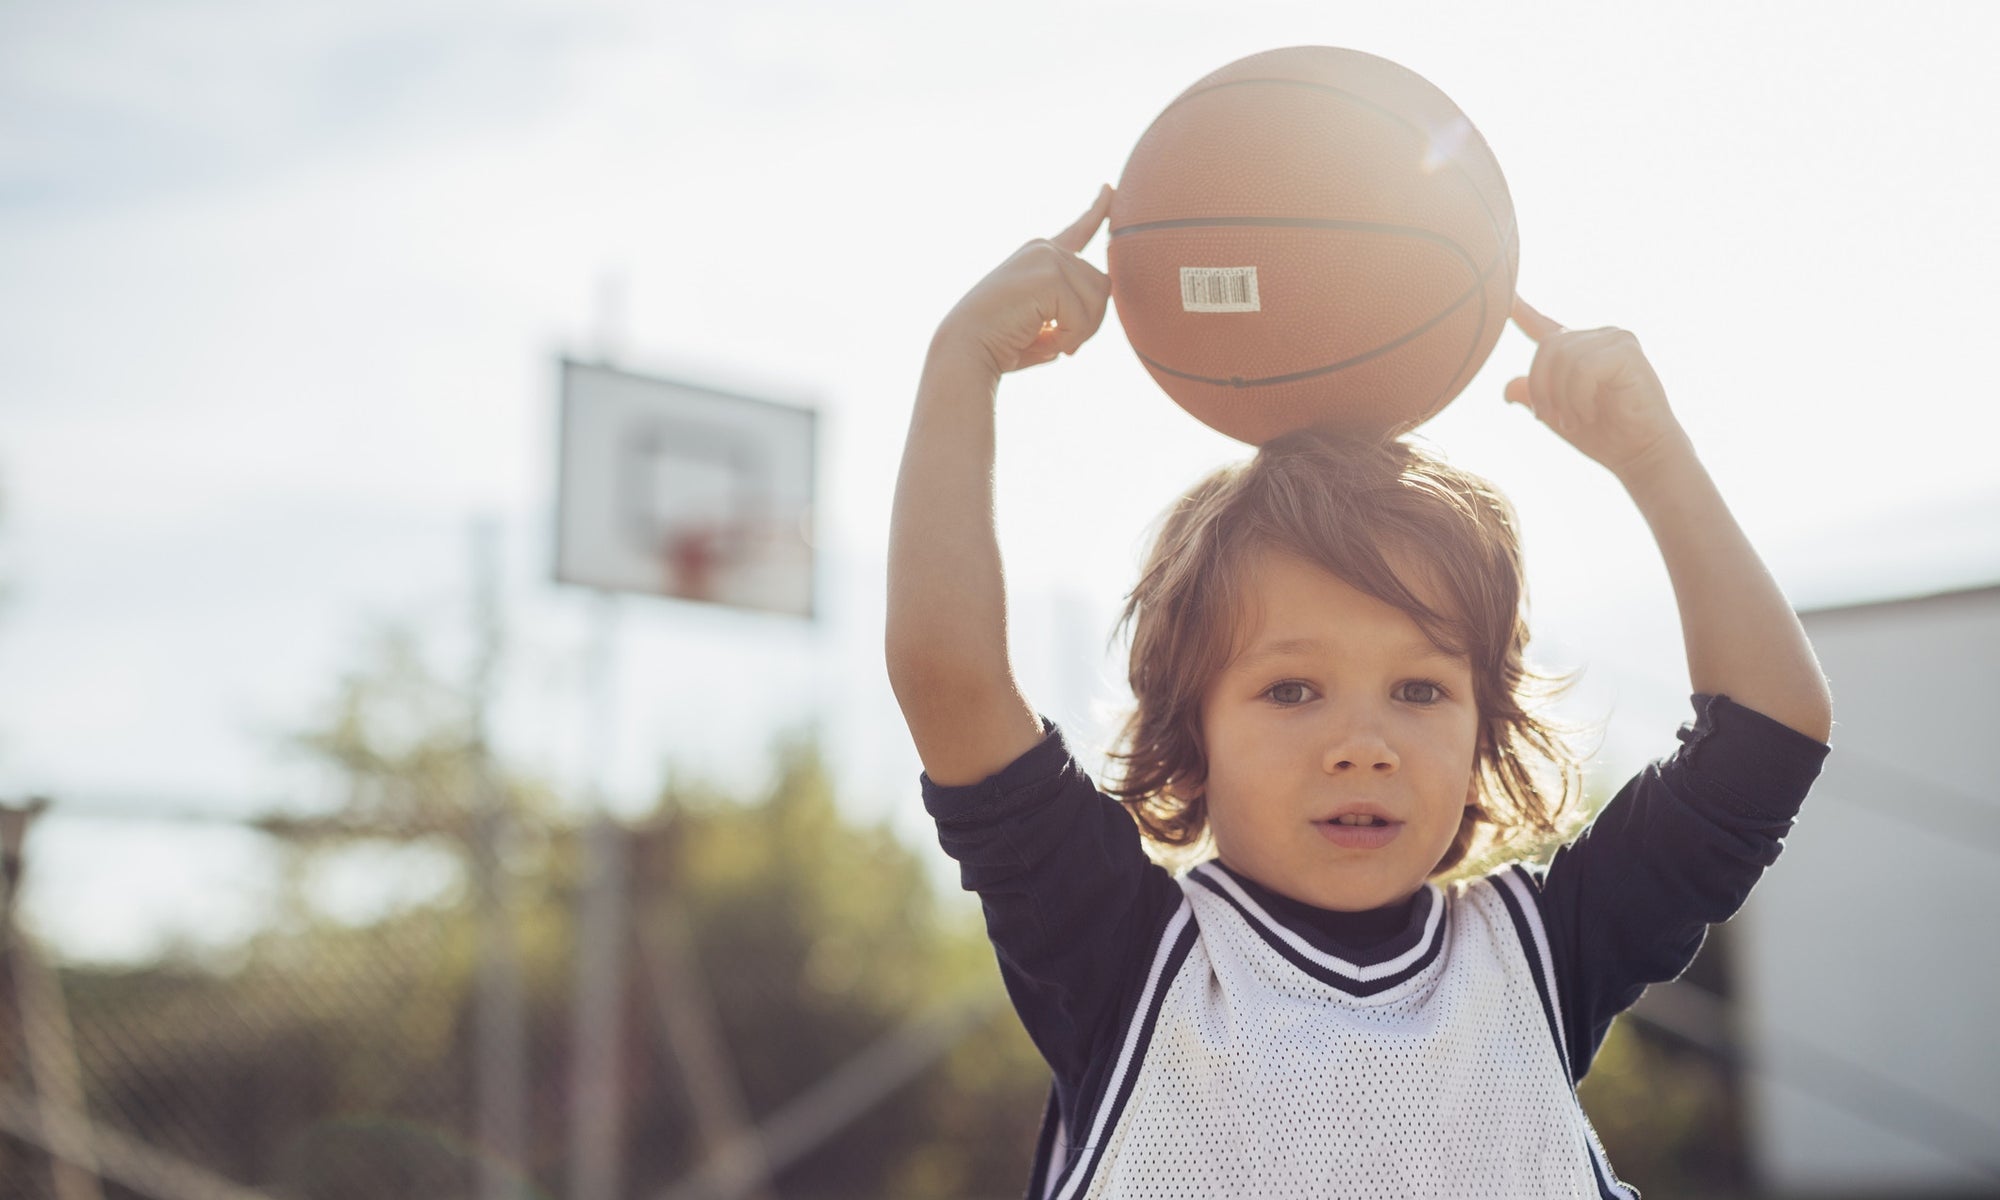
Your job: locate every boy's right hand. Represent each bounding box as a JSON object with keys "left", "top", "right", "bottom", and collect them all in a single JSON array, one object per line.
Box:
[{"left": 933, "top": 184, "right": 1117, "bottom": 378}]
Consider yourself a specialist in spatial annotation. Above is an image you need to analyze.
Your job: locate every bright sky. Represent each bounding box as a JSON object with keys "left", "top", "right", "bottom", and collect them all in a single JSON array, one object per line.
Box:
[{"left": 5, "top": 0, "right": 1998, "bottom": 961}]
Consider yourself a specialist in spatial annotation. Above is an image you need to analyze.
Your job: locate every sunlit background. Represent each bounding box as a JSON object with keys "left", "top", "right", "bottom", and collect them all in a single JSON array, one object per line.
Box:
[{"left": 4, "top": 2, "right": 1997, "bottom": 1197}]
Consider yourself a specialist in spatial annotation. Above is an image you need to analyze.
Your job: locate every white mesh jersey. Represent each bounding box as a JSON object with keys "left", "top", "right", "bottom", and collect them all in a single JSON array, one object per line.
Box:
[{"left": 1039, "top": 861, "right": 1633, "bottom": 1200}]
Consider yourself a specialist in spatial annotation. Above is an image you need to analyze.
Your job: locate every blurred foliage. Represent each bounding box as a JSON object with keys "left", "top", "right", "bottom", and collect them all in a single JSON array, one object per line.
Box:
[
  {"left": 269, "top": 625, "right": 542, "bottom": 843},
  {"left": 1582, "top": 1015, "right": 1748, "bottom": 1199},
  {"left": 25, "top": 625, "right": 1049, "bottom": 1200}
]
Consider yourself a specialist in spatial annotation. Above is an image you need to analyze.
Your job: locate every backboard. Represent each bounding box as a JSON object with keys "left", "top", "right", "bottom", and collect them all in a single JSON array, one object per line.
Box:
[{"left": 555, "top": 360, "right": 815, "bottom": 617}]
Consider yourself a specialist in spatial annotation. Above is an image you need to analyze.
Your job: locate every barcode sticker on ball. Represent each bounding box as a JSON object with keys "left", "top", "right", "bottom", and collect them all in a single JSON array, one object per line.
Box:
[{"left": 1180, "top": 267, "right": 1261, "bottom": 313}]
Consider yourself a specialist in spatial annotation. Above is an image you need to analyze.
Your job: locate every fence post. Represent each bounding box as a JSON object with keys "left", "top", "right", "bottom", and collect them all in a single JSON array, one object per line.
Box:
[
  {"left": 569, "top": 816, "right": 629, "bottom": 1200},
  {"left": 469, "top": 519, "right": 530, "bottom": 1200},
  {"left": 3, "top": 798, "right": 106, "bottom": 1200}
]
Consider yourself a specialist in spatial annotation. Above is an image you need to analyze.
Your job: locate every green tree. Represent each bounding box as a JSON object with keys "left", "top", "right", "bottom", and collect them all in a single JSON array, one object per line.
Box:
[{"left": 633, "top": 737, "right": 1047, "bottom": 1196}]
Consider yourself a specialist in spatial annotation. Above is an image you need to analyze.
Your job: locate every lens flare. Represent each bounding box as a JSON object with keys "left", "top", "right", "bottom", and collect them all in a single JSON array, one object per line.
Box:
[{"left": 1422, "top": 115, "right": 1473, "bottom": 174}]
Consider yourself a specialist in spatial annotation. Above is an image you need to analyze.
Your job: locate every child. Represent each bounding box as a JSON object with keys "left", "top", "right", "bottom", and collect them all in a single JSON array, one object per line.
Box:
[{"left": 885, "top": 184, "right": 1832, "bottom": 1199}]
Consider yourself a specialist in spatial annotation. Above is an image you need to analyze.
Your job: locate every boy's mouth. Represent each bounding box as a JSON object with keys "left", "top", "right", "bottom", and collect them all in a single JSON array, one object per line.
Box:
[{"left": 1314, "top": 813, "right": 1403, "bottom": 849}]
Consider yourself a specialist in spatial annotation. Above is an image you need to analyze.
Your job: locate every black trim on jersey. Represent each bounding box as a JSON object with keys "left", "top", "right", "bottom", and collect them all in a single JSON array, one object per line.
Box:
[
  {"left": 1494, "top": 867, "right": 1635, "bottom": 1200},
  {"left": 1045, "top": 907, "right": 1202, "bottom": 1200},
  {"left": 1494, "top": 866, "right": 1572, "bottom": 1083},
  {"left": 1190, "top": 865, "right": 1447, "bottom": 997},
  {"left": 1212, "top": 859, "right": 1434, "bottom": 961},
  {"left": 1031, "top": 883, "right": 1190, "bottom": 1194}
]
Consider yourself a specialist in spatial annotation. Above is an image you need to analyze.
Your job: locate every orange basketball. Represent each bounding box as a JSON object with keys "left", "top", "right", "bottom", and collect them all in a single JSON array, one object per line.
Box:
[{"left": 1109, "top": 47, "right": 1518, "bottom": 444}]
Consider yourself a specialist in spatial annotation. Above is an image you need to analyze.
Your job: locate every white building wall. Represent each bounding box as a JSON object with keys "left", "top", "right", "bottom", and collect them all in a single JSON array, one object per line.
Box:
[{"left": 1735, "top": 585, "right": 2000, "bottom": 1195}]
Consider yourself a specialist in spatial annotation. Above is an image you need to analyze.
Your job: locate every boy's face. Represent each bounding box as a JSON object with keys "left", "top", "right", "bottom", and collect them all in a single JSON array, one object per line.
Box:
[{"left": 1198, "top": 547, "right": 1480, "bottom": 913}]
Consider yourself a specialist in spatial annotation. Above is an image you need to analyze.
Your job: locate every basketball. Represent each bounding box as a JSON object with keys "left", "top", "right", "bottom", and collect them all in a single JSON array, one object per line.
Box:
[{"left": 1108, "top": 47, "right": 1518, "bottom": 444}]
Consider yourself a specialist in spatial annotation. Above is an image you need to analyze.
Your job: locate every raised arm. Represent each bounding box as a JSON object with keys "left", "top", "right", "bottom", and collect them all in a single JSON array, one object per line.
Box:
[
  {"left": 886, "top": 186, "right": 1116, "bottom": 784},
  {"left": 1505, "top": 297, "right": 1833, "bottom": 742}
]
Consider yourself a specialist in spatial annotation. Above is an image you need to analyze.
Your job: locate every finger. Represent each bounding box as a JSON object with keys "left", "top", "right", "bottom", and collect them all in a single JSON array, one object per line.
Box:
[
  {"left": 1051, "top": 241, "right": 1113, "bottom": 299},
  {"left": 1544, "top": 329, "right": 1598, "bottom": 419},
  {"left": 1036, "top": 274, "right": 1097, "bottom": 357},
  {"left": 1559, "top": 342, "right": 1610, "bottom": 430},
  {"left": 1018, "top": 341, "right": 1063, "bottom": 370},
  {"left": 1526, "top": 378, "right": 1560, "bottom": 431},
  {"left": 1048, "top": 250, "right": 1113, "bottom": 340},
  {"left": 1527, "top": 334, "right": 1562, "bottom": 425},
  {"left": 1565, "top": 336, "right": 1636, "bottom": 425},
  {"left": 1511, "top": 294, "right": 1564, "bottom": 344},
  {"left": 1028, "top": 249, "right": 1110, "bottom": 355},
  {"left": 1050, "top": 184, "right": 1114, "bottom": 255},
  {"left": 1023, "top": 312, "right": 1069, "bottom": 366},
  {"left": 1503, "top": 376, "right": 1531, "bottom": 408}
]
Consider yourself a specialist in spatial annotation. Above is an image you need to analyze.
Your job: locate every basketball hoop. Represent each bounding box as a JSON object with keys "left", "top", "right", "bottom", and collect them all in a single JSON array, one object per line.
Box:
[{"left": 662, "top": 524, "right": 733, "bottom": 605}]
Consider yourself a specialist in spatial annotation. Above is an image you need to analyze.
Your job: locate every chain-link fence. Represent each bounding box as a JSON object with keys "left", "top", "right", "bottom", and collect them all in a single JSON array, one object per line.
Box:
[{"left": 0, "top": 762, "right": 1046, "bottom": 1200}]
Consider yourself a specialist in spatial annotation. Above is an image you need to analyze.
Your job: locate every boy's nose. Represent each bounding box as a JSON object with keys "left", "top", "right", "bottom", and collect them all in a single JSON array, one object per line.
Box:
[{"left": 1321, "top": 717, "right": 1399, "bottom": 774}]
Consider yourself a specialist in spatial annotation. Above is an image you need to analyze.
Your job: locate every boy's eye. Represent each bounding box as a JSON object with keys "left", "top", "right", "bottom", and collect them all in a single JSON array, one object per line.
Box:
[
  {"left": 1396, "top": 680, "right": 1445, "bottom": 704},
  {"left": 1264, "top": 681, "right": 1312, "bottom": 705}
]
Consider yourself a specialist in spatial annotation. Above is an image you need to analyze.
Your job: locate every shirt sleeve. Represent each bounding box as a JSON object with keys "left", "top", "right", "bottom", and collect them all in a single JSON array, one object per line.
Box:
[
  {"left": 921, "top": 719, "right": 1183, "bottom": 1093},
  {"left": 1529, "top": 693, "right": 1831, "bottom": 1079}
]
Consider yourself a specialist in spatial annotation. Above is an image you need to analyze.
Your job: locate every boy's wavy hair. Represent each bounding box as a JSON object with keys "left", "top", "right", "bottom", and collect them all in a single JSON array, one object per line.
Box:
[{"left": 1106, "top": 429, "right": 1581, "bottom": 879}]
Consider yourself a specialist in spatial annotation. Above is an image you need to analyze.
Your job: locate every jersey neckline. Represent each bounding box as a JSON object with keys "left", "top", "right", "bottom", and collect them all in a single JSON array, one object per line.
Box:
[{"left": 1188, "top": 861, "right": 1447, "bottom": 995}]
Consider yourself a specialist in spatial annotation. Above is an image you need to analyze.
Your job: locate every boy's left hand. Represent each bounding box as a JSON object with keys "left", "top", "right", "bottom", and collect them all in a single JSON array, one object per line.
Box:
[{"left": 1505, "top": 296, "right": 1689, "bottom": 480}]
